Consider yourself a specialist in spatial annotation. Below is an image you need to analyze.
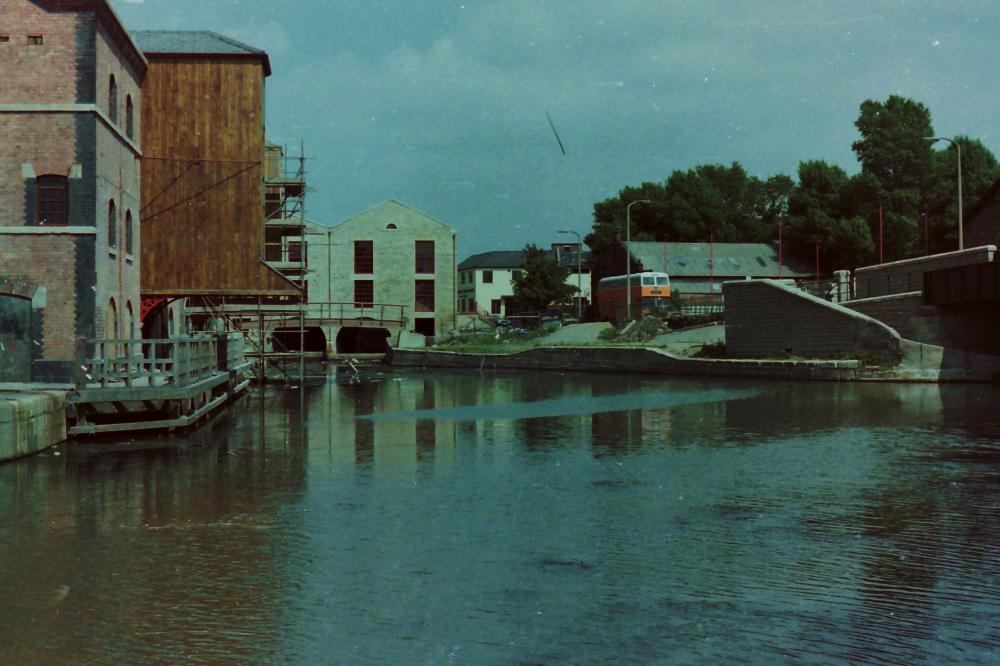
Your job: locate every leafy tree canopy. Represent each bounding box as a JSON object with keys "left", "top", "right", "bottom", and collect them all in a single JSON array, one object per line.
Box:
[
  {"left": 588, "top": 95, "right": 1000, "bottom": 270},
  {"left": 510, "top": 244, "right": 577, "bottom": 313}
]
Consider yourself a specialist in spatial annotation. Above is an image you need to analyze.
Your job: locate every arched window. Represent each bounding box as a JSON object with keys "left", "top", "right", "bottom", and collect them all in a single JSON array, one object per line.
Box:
[
  {"left": 36, "top": 175, "right": 69, "bottom": 225},
  {"left": 108, "top": 199, "right": 117, "bottom": 249},
  {"left": 106, "top": 297, "right": 118, "bottom": 340},
  {"left": 109, "top": 74, "right": 118, "bottom": 124},
  {"left": 125, "top": 209, "right": 133, "bottom": 254},
  {"left": 125, "top": 94, "right": 133, "bottom": 138},
  {"left": 125, "top": 302, "right": 135, "bottom": 341}
]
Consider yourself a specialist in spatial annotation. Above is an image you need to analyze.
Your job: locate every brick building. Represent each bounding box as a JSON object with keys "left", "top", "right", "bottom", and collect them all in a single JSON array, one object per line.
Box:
[{"left": 0, "top": 0, "right": 145, "bottom": 382}]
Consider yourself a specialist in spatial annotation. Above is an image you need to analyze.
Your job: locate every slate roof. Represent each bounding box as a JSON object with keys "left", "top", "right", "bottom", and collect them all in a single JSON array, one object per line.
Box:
[
  {"left": 132, "top": 30, "right": 271, "bottom": 74},
  {"left": 627, "top": 241, "right": 814, "bottom": 278},
  {"left": 459, "top": 251, "right": 524, "bottom": 270},
  {"left": 458, "top": 249, "right": 592, "bottom": 271}
]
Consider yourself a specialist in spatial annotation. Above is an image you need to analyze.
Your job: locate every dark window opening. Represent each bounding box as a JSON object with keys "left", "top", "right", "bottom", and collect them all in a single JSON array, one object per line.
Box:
[
  {"left": 415, "top": 240, "right": 435, "bottom": 273},
  {"left": 27, "top": 35, "right": 42, "bottom": 45},
  {"left": 491, "top": 299, "right": 502, "bottom": 314},
  {"left": 36, "top": 175, "right": 68, "bottom": 226},
  {"left": 482, "top": 270, "right": 493, "bottom": 283},
  {"left": 125, "top": 210, "right": 133, "bottom": 254},
  {"left": 109, "top": 75, "right": 117, "bottom": 124},
  {"left": 354, "top": 279, "right": 374, "bottom": 307},
  {"left": 0, "top": 36, "right": 10, "bottom": 43},
  {"left": 125, "top": 94, "right": 134, "bottom": 139},
  {"left": 414, "top": 317, "right": 435, "bottom": 336},
  {"left": 354, "top": 240, "right": 373, "bottom": 273},
  {"left": 287, "top": 240, "right": 303, "bottom": 263},
  {"left": 108, "top": 199, "right": 117, "bottom": 248},
  {"left": 415, "top": 279, "right": 435, "bottom": 312}
]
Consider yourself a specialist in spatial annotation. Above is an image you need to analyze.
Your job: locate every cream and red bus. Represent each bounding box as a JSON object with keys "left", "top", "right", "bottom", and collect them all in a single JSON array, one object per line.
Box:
[{"left": 597, "top": 272, "right": 672, "bottom": 322}]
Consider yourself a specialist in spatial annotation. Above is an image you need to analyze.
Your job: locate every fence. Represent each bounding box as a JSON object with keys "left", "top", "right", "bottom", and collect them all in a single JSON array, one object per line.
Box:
[{"left": 77, "top": 332, "right": 245, "bottom": 389}]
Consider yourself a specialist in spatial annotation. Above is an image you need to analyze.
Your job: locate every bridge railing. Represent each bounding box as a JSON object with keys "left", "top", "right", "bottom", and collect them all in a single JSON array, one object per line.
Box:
[{"left": 76, "top": 332, "right": 244, "bottom": 389}]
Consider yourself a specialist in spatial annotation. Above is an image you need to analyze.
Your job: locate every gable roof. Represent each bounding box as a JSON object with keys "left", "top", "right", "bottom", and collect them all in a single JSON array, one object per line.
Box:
[
  {"left": 332, "top": 199, "right": 454, "bottom": 232},
  {"left": 132, "top": 30, "right": 271, "bottom": 75},
  {"left": 627, "top": 241, "right": 813, "bottom": 278}
]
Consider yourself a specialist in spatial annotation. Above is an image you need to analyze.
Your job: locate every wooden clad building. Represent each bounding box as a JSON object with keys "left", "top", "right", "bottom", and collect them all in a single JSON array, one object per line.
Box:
[{"left": 134, "top": 31, "right": 299, "bottom": 302}]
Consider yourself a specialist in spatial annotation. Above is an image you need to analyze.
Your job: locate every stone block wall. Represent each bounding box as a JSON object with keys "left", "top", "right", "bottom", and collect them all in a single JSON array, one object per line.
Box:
[
  {"left": 846, "top": 292, "right": 1000, "bottom": 357},
  {"left": 853, "top": 246, "right": 995, "bottom": 299},
  {"left": 723, "top": 279, "right": 902, "bottom": 362}
]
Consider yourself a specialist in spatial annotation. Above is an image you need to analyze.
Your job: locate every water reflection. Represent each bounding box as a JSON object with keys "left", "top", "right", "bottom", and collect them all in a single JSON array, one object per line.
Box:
[{"left": 1, "top": 369, "right": 998, "bottom": 663}]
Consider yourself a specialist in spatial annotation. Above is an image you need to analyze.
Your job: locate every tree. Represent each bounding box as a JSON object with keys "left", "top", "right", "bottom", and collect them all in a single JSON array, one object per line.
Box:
[
  {"left": 510, "top": 244, "right": 577, "bottom": 313},
  {"left": 585, "top": 163, "right": 792, "bottom": 257},
  {"left": 924, "top": 136, "right": 1000, "bottom": 253},
  {"left": 785, "top": 160, "right": 874, "bottom": 270}
]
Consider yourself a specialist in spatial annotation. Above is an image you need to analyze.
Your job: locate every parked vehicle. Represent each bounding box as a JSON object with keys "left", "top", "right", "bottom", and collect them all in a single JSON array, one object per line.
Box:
[{"left": 597, "top": 271, "right": 672, "bottom": 322}]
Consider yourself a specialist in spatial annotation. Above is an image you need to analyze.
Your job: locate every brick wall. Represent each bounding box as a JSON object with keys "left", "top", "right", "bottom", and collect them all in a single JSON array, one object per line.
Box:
[
  {"left": 853, "top": 246, "right": 995, "bottom": 299},
  {"left": 0, "top": 1, "right": 82, "bottom": 103},
  {"left": 0, "top": 0, "right": 142, "bottom": 381},
  {"left": 723, "top": 279, "right": 902, "bottom": 362}
]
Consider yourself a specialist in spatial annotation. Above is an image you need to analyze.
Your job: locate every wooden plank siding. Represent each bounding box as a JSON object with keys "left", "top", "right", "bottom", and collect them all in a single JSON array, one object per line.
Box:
[{"left": 140, "top": 56, "right": 299, "bottom": 296}]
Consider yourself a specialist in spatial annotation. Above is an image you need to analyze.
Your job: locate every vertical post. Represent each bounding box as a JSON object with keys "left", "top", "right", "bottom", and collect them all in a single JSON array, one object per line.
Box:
[
  {"left": 957, "top": 141, "right": 963, "bottom": 250},
  {"left": 710, "top": 231, "right": 715, "bottom": 296},
  {"left": 879, "top": 204, "right": 884, "bottom": 263},
  {"left": 258, "top": 295, "right": 264, "bottom": 384},
  {"left": 815, "top": 241, "right": 820, "bottom": 285},
  {"left": 625, "top": 200, "right": 649, "bottom": 321},
  {"left": 777, "top": 218, "right": 782, "bottom": 279}
]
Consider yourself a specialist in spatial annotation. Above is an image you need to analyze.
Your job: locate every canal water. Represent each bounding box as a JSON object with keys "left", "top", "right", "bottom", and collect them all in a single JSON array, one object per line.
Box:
[{"left": 1, "top": 369, "right": 999, "bottom": 664}]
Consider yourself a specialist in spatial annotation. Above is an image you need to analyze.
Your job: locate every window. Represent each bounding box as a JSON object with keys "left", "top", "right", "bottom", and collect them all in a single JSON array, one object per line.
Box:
[
  {"left": 108, "top": 75, "right": 117, "bottom": 124},
  {"left": 415, "top": 280, "right": 435, "bottom": 312},
  {"left": 386, "top": 223, "right": 397, "bottom": 230},
  {"left": 0, "top": 36, "right": 10, "bottom": 43},
  {"left": 415, "top": 240, "right": 435, "bottom": 273},
  {"left": 491, "top": 299, "right": 501, "bottom": 314},
  {"left": 459, "top": 298, "right": 466, "bottom": 312},
  {"left": 354, "top": 240, "right": 373, "bottom": 273},
  {"left": 125, "top": 94, "right": 134, "bottom": 139},
  {"left": 482, "top": 270, "right": 493, "bottom": 284},
  {"left": 107, "top": 199, "right": 117, "bottom": 248},
  {"left": 36, "top": 175, "right": 68, "bottom": 225},
  {"left": 125, "top": 210, "right": 133, "bottom": 254},
  {"left": 354, "top": 280, "right": 373, "bottom": 307},
  {"left": 512, "top": 270, "right": 523, "bottom": 281},
  {"left": 287, "top": 240, "right": 302, "bottom": 263},
  {"left": 27, "top": 35, "right": 42, "bottom": 45}
]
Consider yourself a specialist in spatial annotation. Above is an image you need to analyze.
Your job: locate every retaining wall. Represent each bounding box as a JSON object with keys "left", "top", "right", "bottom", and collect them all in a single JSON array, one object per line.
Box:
[
  {"left": 845, "top": 292, "right": 1000, "bottom": 357},
  {"left": 0, "top": 390, "right": 66, "bottom": 462},
  {"left": 390, "top": 346, "right": 863, "bottom": 381},
  {"left": 723, "top": 279, "right": 903, "bottom": 362}
]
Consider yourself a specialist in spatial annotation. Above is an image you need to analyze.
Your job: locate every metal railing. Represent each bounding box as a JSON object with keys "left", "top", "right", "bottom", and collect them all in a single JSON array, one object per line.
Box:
[{"left": 77, "top": 332, "right": 245, "bottom": 389}]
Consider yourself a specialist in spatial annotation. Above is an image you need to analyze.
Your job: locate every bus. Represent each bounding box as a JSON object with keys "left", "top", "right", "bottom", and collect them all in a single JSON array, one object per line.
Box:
[{"left": 597, "top": 271, "right": 672, "bottom": 322}]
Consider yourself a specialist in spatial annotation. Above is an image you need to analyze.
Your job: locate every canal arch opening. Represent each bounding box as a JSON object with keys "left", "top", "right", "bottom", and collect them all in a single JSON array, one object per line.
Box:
[
  {"left": 336, "top": 327, "right": 390, "bottom": 354},
  {"left": 271, "top": 326, "right": 328, "bottom": 353}
]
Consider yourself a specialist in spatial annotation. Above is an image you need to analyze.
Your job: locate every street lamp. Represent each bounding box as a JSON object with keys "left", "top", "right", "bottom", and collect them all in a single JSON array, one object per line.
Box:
[
  {"left": 558, "top": 229, "right": 582, "bottom": 321},
  {"left": 625, "top": 199, "right": 651, "bottom": 321},
  {"left": 925, "top": 136, "right": 963, "bottom": 250}
]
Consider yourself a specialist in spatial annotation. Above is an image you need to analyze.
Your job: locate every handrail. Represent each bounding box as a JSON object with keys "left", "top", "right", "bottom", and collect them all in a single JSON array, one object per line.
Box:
[{"left": 76, "top": 332, "right": 244, "bottom": 389}]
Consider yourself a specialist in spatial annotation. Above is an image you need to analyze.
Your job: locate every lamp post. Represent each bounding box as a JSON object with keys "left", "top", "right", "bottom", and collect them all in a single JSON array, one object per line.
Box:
[
  {"left": 558, "top": 229, "right": 582, "bottom": 321},
  {"left": 625, "top": 199, "right": 650, "bottom": 321},
  {"left": 925, "top": 136, "right": 963, "bottom": 250}
]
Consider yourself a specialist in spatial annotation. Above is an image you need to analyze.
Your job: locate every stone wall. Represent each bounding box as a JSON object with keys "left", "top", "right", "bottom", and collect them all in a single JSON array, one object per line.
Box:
[
  {"left": 846, "top": 292, "right": 1000, "bottom": 357},
  {"left": 0, "top": 390, "right": 67, "bottom": 462},
  {"left": 723, "top": 279, "right": 903, "bottom": 362},
  {"left": 853, "top": 246, "right": 995, "bottom": 299},
  {"left": 389, "top": 346, "right": 862, "bottom": 381}
]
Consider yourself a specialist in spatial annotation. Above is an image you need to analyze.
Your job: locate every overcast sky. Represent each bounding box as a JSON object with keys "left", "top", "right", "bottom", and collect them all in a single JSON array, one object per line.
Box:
[{"left": 110, "top": 0, "right": 1000, "bottom": 259}]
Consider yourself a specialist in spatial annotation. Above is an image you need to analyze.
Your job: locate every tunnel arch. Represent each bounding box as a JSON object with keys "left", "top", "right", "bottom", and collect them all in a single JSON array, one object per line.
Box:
[{"left": 336, "top": 327, "right": 390, "bottom": 354}]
